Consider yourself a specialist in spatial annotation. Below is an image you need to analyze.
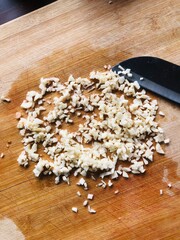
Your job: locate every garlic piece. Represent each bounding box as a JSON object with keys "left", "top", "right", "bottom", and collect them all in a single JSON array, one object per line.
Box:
[
  {"left": 83, "top": 200, "right": 88, "bottom": 207},
  {"left": 159, "top": 111, "right": 165, "bottom": 116},
  {"left": 1, "top": 95, "right": 11, "bottom": 102},
  {"left": 72, "top": 207, "right": 78, "bottom": 213},
  {"left": 156, "top": 143, "right": 165, "bottom": 155},
  {"left": 87, "top": 194, "right": 94, "bottom": 200},
  {"left": 88, "top": 205, "right": 96, "bottom": 214}
]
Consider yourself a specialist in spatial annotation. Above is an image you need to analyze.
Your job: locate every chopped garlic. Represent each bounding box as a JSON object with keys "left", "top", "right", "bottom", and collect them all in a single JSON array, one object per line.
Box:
[
  {"left": 122, "top": 171, "right": 129, "bottom": 178},
  {"left": 88, "top": 205, "right": 96, "bottom": 214},
  {"left": 156, "top": 143, "right": 165, "bottom": 154},
  {"left": 108, "top": 180, "right": 113, "bottom": 187},
  {"left": 16, "top": 68, "right": 168, "bottom": 187},
  {"left": 164, "top": 138, "right": 170, "bottom": 144},
  {"left": 101, "top": 180, "right": 107, "bottom": 188},
  {"left": 17, "top": 151, "right": 28, "bottom": 167},
  {"left": 111, "top": 171, "right": 119, "bottom": 179},
  {"left": 0, "top": 153, "right": 4, "bottom": 158},
  {"left": 72, "top": 207, "right": 78, "bottom": 213},
  {"left": 77, "top": 191, "right": 81, "bottom": 197},
  {"left": 160, "top": 189, "right": 163, "bottom": 195},
  {"left": 62, "top": 176, "right": 70, "bottom": 185},
  {"left": 1, "top": 95, "right": 11, "bottom": 102},
  {"left": 15, "top": 112, "right": 22, "bottom": 120},
  {"left": 21, "top": 101, "right": 32, "bottom": 109},
  {"left": 97, "top": 182, "right": 103, "bottom": 187},
  {"left": 91, "top": 175, "right": 96, "bottom": 181},
  {"left": 77, "top": 178, "right": 86, "bottom": 186},
  {"left": 159, "top": 111, "right": 165, "bottom": 117},
  {"left": 168, "top": 183, "right": 172, "bottom": 188},
  {"left": 83, "top": 200, "right": 88, "bottom": 207},
  {"left": 87, "top": 194, "right": 94, "bottom": 200},
  {"left": 114, "top": 190, "right": 119, "bottom": 195},
  {"left": 55, "top": 176, "right": 60, "bottom": 184}
]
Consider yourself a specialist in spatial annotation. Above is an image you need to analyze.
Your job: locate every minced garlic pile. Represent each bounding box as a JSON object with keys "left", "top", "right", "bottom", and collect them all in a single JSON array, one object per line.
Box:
[{"left": 17, "top": 68, "right": 169, "bottom": 184}]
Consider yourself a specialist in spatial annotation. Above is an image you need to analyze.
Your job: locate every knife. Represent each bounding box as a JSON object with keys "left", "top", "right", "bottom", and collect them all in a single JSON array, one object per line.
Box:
[{"left": 112, "top": 56, "right": 180, "bottom": 104}]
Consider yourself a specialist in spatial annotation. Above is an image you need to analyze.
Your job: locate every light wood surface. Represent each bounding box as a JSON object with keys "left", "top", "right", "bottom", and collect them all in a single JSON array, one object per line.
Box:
[{"left": 0, "top": 0, "right": 180, "bottom": 239}]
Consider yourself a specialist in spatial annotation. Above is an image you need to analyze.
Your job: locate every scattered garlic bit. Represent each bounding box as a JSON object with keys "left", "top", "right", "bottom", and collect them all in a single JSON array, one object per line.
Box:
[
  {"left": 118, "top": 65, "right": 125, "bottom": 71},
  {"left": 140, "top": 77, "right": 144, "bottom": 81},
  {"left": 156, "top": 143, "right": 165, "bottom": 155},
  {"left": 83, "top": 200, "right": 88, "bottom": 207},
  {"left": 159, "top": 111, "right": 165, "bottom": 117},
  {"left": 114, "top": 190, "right": 119, "bottom": 195},
  {"left": 87, "top": 194, "right": 94, "bottom": 200},
  {"left": 96, "top": 180, "right": 107, "bottom": 188},
  {"left": 77, "top": 178, "right": 88, "bottom": 190},
  {"left": 160, "top": 189, "right": 163, "bottom": 195},
  {"left": 0, "top": 153, "right": 4, "bottom": 158},
  {"left": 108, "top": 180, "right": 113, "bottom": 187},
  {"left": 72, "top": 207, "right": 78, "bottom": 213},
  {"left": 101, "top": 180, "right": 107, "bottom": 188},
  {"left": 62, "top": 176, "right": 70, "bottom": 185},
  {"left": 77, "top": 191, "right": 81, "bottom": 197},
  {"left": 1, "top": 95, "right": 11, "bottom": 103},
  {"left": 15, "top": 112, "right": 22, "bottom": 120},
  {"left": 16, "top": 68, "right": 167, "bottom": 184},
  {"left": 164, "top": 138, "right": 170, "bottom": 144},
  {"left": 88, "top": 205, "right": 96, "bottom": 214},
  {"left": 77, "top": 178, "right": 86, "bottom": 186},
  {"left": 108, "top": 0, "right": 113, "bottom": 4},
  {"left": 168, "top": 183, "right": 172, "bottom": 188}
]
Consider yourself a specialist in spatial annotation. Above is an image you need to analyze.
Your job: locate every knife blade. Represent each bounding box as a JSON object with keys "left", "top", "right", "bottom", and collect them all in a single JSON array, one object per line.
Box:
[{"left": 112, "top": 56, "right": 180, "bottom": 104}]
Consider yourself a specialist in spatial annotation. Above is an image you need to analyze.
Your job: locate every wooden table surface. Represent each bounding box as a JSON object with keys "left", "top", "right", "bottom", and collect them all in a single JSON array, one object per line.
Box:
[{"left": 0, "top": 0, "right": 180, "bottom": 239}]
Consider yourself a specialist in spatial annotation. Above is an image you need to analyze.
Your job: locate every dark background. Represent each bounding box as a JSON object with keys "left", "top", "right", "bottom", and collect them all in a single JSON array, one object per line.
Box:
[{"left": 0, "top": 0, "right": 57, "bottom": 24}]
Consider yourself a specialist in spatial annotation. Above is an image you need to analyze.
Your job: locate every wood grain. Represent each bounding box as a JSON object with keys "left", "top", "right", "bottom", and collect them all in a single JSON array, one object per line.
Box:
[{"left": 0, "top": 0, "right": 180, "bottom": 239}]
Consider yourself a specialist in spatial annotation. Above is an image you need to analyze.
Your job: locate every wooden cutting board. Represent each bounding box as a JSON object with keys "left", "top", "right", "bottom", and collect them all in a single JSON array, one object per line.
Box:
[{"left": 0, "top": 0, "right": 179, "bottom": 239}]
